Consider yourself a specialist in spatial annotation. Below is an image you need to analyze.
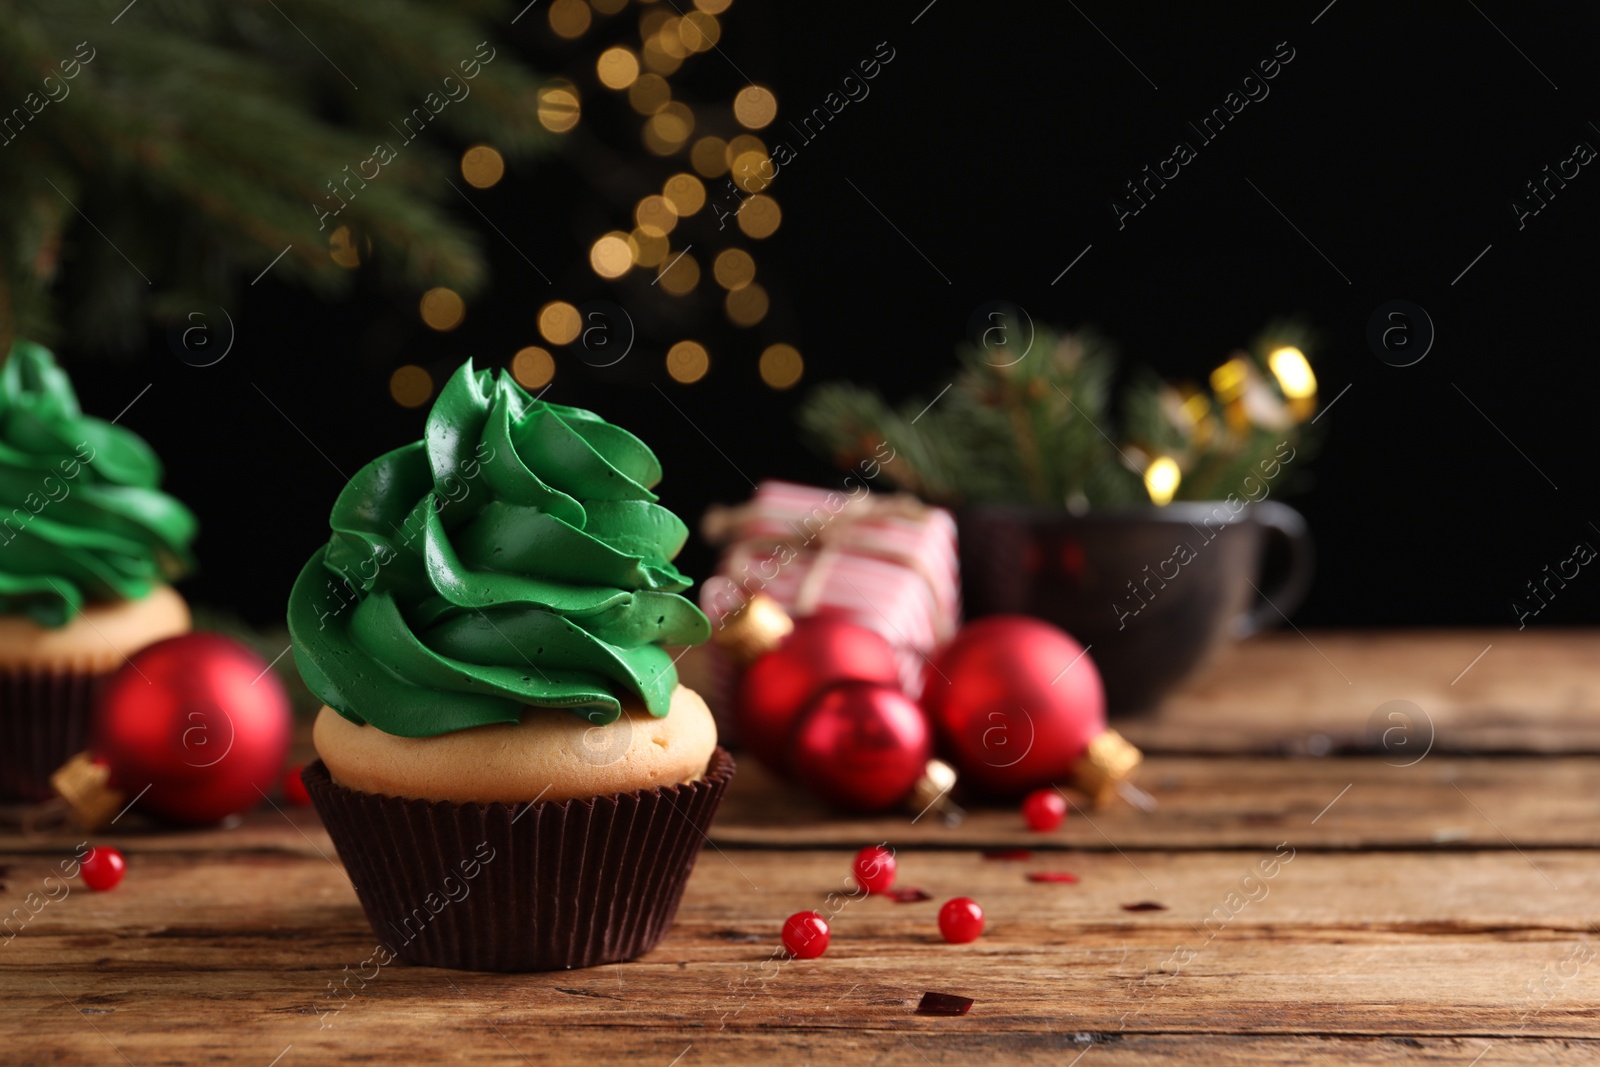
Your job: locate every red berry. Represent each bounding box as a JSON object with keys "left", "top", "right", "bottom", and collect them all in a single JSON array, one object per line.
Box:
[
  {"left": 782, "top": 911, "right": 830, "bottom": 959},
  {"left": 1021, "top": 789, "right": 1068, "bottom": 832},
  {"left": 283, "top": 765, "right": 311, "bottom": 806},
  {"left": 852, "top": 845, "right": 897, "bottom": 894},
  {"left": 939, "top": 897, "right": 984, "bottom": 943},
  {"left": 80, "top": 847, "right": 126, "bottom": 891}
]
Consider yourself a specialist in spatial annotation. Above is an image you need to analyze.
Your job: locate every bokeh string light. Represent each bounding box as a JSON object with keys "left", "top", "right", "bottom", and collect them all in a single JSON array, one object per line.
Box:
[{"left": 401, "top": 0, "right": 803, "bottom": 405}]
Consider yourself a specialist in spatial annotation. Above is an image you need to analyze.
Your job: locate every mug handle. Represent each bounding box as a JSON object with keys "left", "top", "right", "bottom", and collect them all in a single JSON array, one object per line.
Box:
[{"left": 1234, "top": 501, "right": 1315, "bottom": 638}]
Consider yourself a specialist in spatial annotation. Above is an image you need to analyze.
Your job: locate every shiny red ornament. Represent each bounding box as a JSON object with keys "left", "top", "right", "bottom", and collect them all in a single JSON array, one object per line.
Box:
[
  {"left": 80, "top": 846, "right": 126, "bottom": 891},
  {"left": 938, "top": 897, "right": 984, "bottom": 943},
  {"left": 852, "top": 845, "right": 897, "bottom": 894},
  {"left": 1022, "top": 788, "right": 1068, "bottom": 831},
  {"left": 790, "top": 682, "right": 931, "bottom": 813},
  {"left": 922, "top": 616, "right": 1105, "bottom": 798},
  {"left": 736, "top": 615, "right": 900, "bottom": 774},
  {"left": 782, "top": 910, "right": 830, "bottom": 958},
  {"left": 95, "top": 633, "right": 293, "bottom": 825},
  {"left": 283, "top": 765, "right": 311, "bottom": 807}
]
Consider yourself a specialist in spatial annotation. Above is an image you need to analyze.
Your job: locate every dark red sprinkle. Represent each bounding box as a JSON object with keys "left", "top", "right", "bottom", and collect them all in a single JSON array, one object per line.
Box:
[
  {"left": 1027, "top": 872, "right": 1080, "bottom": 884},
  {"left": 889, "top": 887, "right": 932, "bottom": 903},
  {"left": 983, "top": 849, "right": 1033, "bottom": 861},
  {"left": 916, "top": 991, "right": 974, "bottom": 1016},
  {"left": 1121, "top": 901, "right": 1168, "bottom": 912}
]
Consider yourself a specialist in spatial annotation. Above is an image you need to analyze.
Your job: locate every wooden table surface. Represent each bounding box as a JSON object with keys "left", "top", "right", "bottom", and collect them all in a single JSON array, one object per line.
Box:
[{"left": 4, "top": 630, "right": 1598, "bottom": 1065}]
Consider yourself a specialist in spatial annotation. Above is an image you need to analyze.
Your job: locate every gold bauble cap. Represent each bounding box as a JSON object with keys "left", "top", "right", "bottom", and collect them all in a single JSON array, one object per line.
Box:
[
  {"left": 709, "top": 592, "right": 794, "bottom": 665},
  {"left": 50, "top": 751, "right": 126, "bottom": 832},
  {"left": 1071, "top": 729, "right": 1143, "bottom": 809},
  {"left": 905, "top": 758, "right": 965, "bottom": 825}
]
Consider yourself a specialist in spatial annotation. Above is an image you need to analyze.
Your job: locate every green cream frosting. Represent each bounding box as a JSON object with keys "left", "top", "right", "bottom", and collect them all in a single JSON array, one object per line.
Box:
[
  {"left": 287, "top": 361, "right": 710, "bottom": 737},
  {"left": 0, "top": 340, "right": 196, "bottom": 627}
]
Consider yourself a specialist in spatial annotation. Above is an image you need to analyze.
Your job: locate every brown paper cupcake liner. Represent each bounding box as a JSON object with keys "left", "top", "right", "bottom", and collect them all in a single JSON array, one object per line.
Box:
[
  {"left": 303, "top": 747, "right": 735, "bottom": 972},
  {"left": 0, "top": 666, "right": 109, "bottom": 802}
]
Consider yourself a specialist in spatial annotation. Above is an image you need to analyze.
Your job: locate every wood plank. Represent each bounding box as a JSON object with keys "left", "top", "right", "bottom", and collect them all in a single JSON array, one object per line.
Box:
[
  {"left": 3, "top": 847, "right": 1598, "bottom": 1065},
  {"left": 1119, "top": 629, "right": 1600, "bottom": 755},
  {"left": 14, "top": 1030, "right": 1595, "bottom": 1067},
  {"left": 5, "top": 755, "right": 1597, "bottom": 854},
  {"left": 709, "top": 756, "right": 1600, "bottom": 850}
]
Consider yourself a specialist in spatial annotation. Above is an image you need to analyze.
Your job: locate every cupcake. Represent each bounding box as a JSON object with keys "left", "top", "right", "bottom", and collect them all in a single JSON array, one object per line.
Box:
[
  {"left": 290, "top": 361, "right": 731, "bottom": 972},
  {"left": 0, "top": 341, "right": 195, "bottom": 800}
]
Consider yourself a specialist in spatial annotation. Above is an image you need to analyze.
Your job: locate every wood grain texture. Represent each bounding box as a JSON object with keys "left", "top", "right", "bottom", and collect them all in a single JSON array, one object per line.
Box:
[
  {"left": 3, "top": 848, "right": 1598, "bottom": 1066},
  {"left": 4, "top": 630, "right": 1599, "bottom": 1065},
  {"left": 1126, "top": 629, "right": 1600, "bottom": 755},
  {"left": 6, "top": 753, "right": 1598, "bottom": 855}
]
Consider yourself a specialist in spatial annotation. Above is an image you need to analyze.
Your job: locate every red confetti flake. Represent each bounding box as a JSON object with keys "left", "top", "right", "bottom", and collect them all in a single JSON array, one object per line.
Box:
[
  {"left": 1121, "top": 901, "right": 1168, "bottom": 912},
  {"left": 916, "top": 991, "right": 974, "bottom": 1016},
  {"left": 1027, "top": 872, "right": 1079, "bottom": 884},
  {"left": 983, "top": 849, "right": 1033, "bottom": 861},
  {"left": 889, "top": 887, "right": 932, "bottom": 903}
]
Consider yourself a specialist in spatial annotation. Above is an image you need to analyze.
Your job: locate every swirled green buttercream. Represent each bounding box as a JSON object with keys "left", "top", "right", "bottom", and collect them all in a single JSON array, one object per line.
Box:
[
  {"left": 288, "top": 361, "right": 710, "bottom": 736},
  {"left": 0, "top": 340, "right": 196, "bottom": 627}
]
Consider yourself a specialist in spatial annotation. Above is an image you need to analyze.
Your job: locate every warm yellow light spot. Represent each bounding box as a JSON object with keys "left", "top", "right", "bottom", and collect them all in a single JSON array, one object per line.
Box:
[
  {"left": 1180, "top": 389, "right": 1211, "bottom": 427},
  {"left": 643, "top": 113, "right": 690, "bottom": 156},
  {"left": 512, "top": 346, "right": 555, "bottom": 390},
  {"left": 694, "top": 0, "right": 733, "bottom": 11},
  {"left": 650, "top": 102, "right": 694, "bottom": 144},
  {"left": 657, "top": 19, "right": 692, "bottom": 58},
  {"left": 329, "top": 225, "right": 360, "bottom": 269},
  {"left": 538, "top": 301, "right": 582, "bottom": 345},
  {"left": 460, "top": 145, "right": 505, "bottom": 189},
  {"left": 679, "top": 11, "right": 721, "bottom": 52},
  {"left": 642, "top": 33, "right": 684, "bottom": 75},
  {"left": 666, "top": 341, "right": 710, "bottom": 384},
  {"left": 628, "top": 74, "right": 671, "bottom": 115},
  {"left": 1209, "top": 357, "right": 1251, "bottom": 403},
  {"left": 657, "top": 251, "right": 700, "bottom": 295},
  {"left": 639, "top": 8, "right": 673, "bottom": 37},
  {"left": 733, "top": 85, "right": 778, "bottom": 129},
  {"left": 419, "top": 287, "right": 465, "bottom": 331},
  {"left": 537, "top": 82, "right": 581, "bottom": 133},
  {"left": 662, "top": 173, "right": 706, "bottom": 216},
  {"left": 725, "top": 134, "right": 766, "bottom": 166},
  {"left": 737, "top": 195, "right": 781, "bottom": 239},
  {"left": 590, "top": 232, "right": 634, "bottom": 279},
  {"left": 390, "top": 365, "right": 433, "bottom": 408},
  {"left": 548, "top": 0, "right": 592, "bottom": 39},
  {"left": 596, "top": 47, "right": 640, "bottom": 90},
  {"left": 691, "top": 136, "right": 729, "bottom": 177},
  {"left": 1144, "top": 456, "right": 1181, "bottom": 507},
  {"left": 635, "top": 195, "right": 679, "bottom": 237},
  {"left": 724, "top": 282, "right": 768, "bottom": 326},
  {"left": 730, "top": 150, "right": 773, "bottom": 194},
  {"left": 629, "top": 228, "right": 670, "bottom": 267},
  {"left": 1268, "top": 346, "right": 1317, "bottom": 399},
  {"left": 713, "top": 248, "right": 755, "bottom": 290},
  {"left": 759, "top": 343, "right": 803, "bottom": 390},
  {"left": 591, "top": 0, "right": 628, "bottom": 13}
]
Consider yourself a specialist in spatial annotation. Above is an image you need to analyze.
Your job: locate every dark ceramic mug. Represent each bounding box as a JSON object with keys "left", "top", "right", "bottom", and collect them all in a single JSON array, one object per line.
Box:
[{"left": 956, "top": 501, "right": 1313, "bottom": 712}]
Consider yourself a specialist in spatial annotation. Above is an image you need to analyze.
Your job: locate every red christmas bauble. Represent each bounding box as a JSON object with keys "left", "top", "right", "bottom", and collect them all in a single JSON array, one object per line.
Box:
[
  {"left": 789, "top": 681, "right": 931, "bottom": 813},
  {"left": 922, "top": 616, "right": 1105, "bottom": 798},
  {"left": 94, "top": 633, "right": 293, "bottom": 825},
  {"left": 736, "top": 615, "right": 899, "bottom": 774}
]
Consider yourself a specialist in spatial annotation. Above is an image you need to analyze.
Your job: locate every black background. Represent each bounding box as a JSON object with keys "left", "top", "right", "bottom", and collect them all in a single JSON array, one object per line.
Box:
[{"left": 66, "top": 1, "right": 1600, "bottom": 630}]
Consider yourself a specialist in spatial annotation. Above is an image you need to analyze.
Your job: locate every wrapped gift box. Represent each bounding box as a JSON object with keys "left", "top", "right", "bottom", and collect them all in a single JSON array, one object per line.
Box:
[{"left": 697, "top": 481, "right": 960, "bottom": 731}]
